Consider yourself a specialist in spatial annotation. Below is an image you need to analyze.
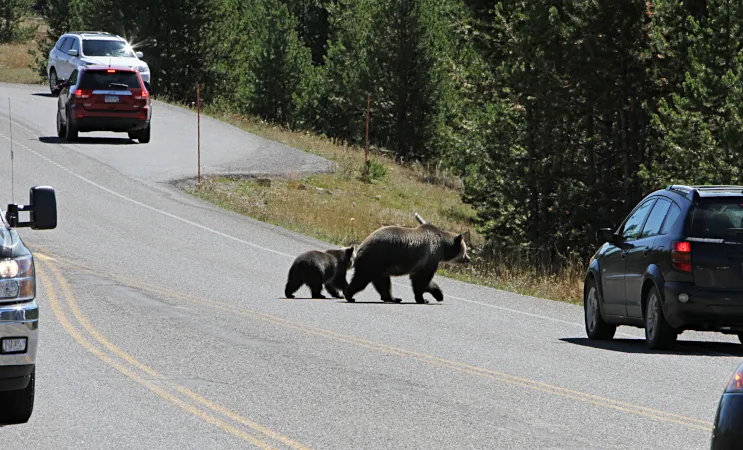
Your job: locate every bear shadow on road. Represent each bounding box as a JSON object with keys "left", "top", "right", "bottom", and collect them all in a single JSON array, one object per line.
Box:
[
  {"left": 561, "top": 337, "right": 743, "bottom": 357},
  {"left": 38, "top": 136, "right": 137, "bottom": 146}
]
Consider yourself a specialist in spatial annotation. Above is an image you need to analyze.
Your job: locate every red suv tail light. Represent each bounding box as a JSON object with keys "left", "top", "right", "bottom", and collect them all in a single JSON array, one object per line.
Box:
[
  {"left": 671, "top": 241, "right": 692, "bottom": 272},
  {"left": 71, "top": 89, "right": 92, "bottom": 99},
  {"left": 133, "top": 89, "right": 149, "bottom": 100}
]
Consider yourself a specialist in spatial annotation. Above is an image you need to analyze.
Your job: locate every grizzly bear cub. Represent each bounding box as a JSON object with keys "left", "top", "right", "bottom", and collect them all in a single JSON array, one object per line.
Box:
[
  {"left": 284, "top": 247, "right": 355, "bottom": 299},
  {"left": 343, "top": 223, "right": 470, "bottom": 304}
]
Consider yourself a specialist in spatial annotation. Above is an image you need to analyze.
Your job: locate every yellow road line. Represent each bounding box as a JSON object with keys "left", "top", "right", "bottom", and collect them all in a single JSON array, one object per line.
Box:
[
  {"left": 35, "top": 251, "right": 714, "bottom": 431},
  {"left": 37, "top": 265, "right": 278, "bottom": 449},
  {"left": 42, "top": 260, "right": 312, "bottom": 450}
]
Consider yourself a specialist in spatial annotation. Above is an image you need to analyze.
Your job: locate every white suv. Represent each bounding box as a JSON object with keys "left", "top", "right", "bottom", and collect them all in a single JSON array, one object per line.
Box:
[{"left": 47, "top": 31, "right": 151, "bottom": 95}]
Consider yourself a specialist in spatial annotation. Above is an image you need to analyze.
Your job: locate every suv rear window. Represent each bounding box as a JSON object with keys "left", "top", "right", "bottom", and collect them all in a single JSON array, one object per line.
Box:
[
  {"left": 690, "top": 198, "right": 743, "bottom": 239},
  {"left": 79, "top": 70, "right": 140, "bottom": 90}
]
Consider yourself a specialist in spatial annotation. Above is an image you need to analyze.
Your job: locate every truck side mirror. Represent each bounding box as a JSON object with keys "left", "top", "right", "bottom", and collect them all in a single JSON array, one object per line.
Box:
[{"left": 5, "top": 186, "right": 57, "bottom": 230}]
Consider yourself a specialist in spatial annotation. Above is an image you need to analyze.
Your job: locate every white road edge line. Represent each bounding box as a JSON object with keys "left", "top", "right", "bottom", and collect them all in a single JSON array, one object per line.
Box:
[{"left": 0, "top": 122, "right": 636, "bottom": 335}]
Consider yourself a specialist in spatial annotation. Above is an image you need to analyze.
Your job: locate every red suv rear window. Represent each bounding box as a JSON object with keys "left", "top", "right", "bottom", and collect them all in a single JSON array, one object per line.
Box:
[
  {"left": 79, "top": 70, "right": 140, "bottom": 90},
  {"left": 690, "top": 198, "right": 743, "bottom": 239}
]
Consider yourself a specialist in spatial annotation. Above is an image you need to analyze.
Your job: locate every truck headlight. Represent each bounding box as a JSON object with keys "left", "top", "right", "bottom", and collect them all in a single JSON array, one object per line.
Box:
[{"left": 0, "top": 255, "right": 34, "bottom": 301}]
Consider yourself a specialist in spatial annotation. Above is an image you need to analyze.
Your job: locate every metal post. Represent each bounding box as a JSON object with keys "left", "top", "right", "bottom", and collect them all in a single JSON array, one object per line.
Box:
[
  {"left": 197, "top": 83, "right": 201, "bottom": 189},
  {"left": 365, "top": 94, "right": 370, "bottom": 183},
  {"left": 8, "top": 98, "right": 14, "bottom": 204}
]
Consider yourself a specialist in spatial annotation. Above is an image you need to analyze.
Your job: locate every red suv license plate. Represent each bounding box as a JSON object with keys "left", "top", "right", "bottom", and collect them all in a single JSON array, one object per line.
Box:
[{"left": 104, "top": 95, "right": 119, "bottom": 103}]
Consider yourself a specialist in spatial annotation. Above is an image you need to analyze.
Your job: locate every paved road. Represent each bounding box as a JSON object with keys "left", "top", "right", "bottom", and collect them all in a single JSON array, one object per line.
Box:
[{"left": 0, "top": 82, "right": 739, "bottom": 449}]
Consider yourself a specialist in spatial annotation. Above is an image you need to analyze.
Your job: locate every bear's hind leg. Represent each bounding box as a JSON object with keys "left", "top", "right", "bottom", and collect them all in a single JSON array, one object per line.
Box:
[
  {"left": 284, "top": 271, "right": 303, "bottom": 299},
  {"left": 309, "top": 283, "right": 327, "bottom": 299},
  {"left": 372, "top": 276, "right": 402, "bottom": 303}
]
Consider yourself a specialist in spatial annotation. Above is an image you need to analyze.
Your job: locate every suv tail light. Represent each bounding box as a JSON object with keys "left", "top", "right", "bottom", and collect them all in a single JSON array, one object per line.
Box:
[
  {"left": 133, "top": 89, "right": 149, "bottom": 100},
  {"left": 71, "top": 89, "right": 92, "bottom": 99},
  {"left": 672, "top": 241, "right": 692, "bottom": 272}
]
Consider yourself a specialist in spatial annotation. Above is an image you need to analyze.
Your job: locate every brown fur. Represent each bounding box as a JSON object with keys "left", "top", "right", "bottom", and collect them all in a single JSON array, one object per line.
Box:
[
  {"left": 285, "top": 247, "right": 355, "bottom": 299},
  {"left": 343, "top": 224, "right": 470, "bottom": 304}
]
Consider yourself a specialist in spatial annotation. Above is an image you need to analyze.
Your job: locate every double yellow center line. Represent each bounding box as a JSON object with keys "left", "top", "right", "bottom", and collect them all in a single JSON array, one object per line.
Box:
[
  {"left": 37, "top": 257, "right": 310, "bottom": 450},
  {"left": 34, "top": 251, "right": 714, "bottom": 433}
]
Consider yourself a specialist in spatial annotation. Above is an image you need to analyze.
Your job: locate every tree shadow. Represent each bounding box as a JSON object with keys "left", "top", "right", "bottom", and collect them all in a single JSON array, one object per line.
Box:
[
  {"left": 38, "top": 136, "right": 136, "bottom": 146},
  {"left": 561, "top": 337, "right": 743, "bottom": 357}
]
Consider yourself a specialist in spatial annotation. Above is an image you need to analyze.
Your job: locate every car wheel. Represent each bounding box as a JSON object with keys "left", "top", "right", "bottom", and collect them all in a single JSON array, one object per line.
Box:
[
  {"left": 137, "top": 123, "right": 151, "bottom": 144},
  {"left": 584, "top": 277, "right": 616, "bottom": 340},
  {"left": 56, "top": 110, "right": 66, "bottom": 138},
  {"left": 0, "top": 367, "right": 35, "bottom": 425},
  {"left": 49, "top": 69, "right": 59, "bottom": 96},
  {"left": 645, "top": 285, "right": 677, "bottom": 350},
  {"left": 65, "top": 112, "right": 78, "bottom": 141}
]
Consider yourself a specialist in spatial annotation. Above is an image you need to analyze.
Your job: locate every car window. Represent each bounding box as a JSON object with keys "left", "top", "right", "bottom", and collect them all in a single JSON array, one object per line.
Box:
[
  {"left": 60, "top": 38, "right": 73, "bottom": 52},
  {"left": 79, "top": 70, "right": 141, "bottom": 90},
  {"left": 70, "top": 38, "right": 80, "bottom": 54},
  {"left": 690, "top": 198, "right": 743, "bottom": 240},
  {"left": 81, "top": 40, "right": 135, "bottom": 57},
  {"left": 55, "top": 37, "right": 68, "bottom": 50},
  {"left": 640, "top": 198, "right": 672, "bottom": 238},
  {"left": 660, "top": 203, "right": 682, "bottom": 235},
  {"left": 69, "top": 69, "right": 78, "bottom": 85},
  {"left": 621, "top": 199, "right": 655, "bottom": 240}
]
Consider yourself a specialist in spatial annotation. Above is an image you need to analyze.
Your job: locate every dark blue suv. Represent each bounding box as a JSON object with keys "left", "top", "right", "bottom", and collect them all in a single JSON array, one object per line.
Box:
[{"left": 584, "top": 185, "right": 743, "bottom": 350}]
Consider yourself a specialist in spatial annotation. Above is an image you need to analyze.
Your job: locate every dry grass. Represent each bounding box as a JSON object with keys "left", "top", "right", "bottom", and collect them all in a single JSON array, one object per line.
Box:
[
  {"left": 0, "top": 18, "right": 46, "bottom": 85},
  {"left": 182, "top": 108, "right": 585, "bottom": 304}
]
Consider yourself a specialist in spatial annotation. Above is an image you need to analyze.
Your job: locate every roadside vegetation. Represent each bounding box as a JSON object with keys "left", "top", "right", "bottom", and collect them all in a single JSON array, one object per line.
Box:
[{"left": 4, "top": 0, "right": 740, "bottom": 304}]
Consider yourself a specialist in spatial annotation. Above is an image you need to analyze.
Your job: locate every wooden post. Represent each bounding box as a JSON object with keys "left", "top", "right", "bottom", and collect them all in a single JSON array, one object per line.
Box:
[
  {"left": 197, "top": 83, "right": 201, "bottom": 189},
  {"left": 365, "top": 94, "right": 370, "bottom": 183}
]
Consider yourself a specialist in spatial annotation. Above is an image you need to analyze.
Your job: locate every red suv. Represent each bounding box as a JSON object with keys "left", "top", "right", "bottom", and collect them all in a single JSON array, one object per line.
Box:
[{"left": 56, "top": 65, "right": 151, "bottom": 143}]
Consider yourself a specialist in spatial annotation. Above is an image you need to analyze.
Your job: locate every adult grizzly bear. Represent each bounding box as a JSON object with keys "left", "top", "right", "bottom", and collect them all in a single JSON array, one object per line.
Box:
[
  {"left": 285, "top": 246, "right": 355, "bottom": 299},
  {"left": 343, "top": 223, "right": 470, "bottom": 304}
]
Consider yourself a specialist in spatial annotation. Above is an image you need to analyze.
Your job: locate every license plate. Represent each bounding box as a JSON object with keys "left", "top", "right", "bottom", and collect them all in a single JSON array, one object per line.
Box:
[{"left": 104, "top": 95, "right": 119, "bottom": 103}]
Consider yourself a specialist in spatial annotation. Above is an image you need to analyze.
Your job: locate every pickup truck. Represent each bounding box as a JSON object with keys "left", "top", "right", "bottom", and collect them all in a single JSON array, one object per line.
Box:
[{"left": 0, "top": 186, "right": 57, "bottom": 425}]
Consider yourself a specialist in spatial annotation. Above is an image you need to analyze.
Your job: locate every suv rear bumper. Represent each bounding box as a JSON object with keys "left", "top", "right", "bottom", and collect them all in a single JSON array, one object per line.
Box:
[
  {"left": 664, "top": 282, "right": 743, "bottom": 331},
  {"left": 71, "top": 116, "right": 149, "bottom": 133},
  {"left": 0, "top": 301, "right": 38, "bottom": 391}
]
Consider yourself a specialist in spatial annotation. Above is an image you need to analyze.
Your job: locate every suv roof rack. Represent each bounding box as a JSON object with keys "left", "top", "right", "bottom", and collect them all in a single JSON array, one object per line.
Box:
[
  {"left": 68, "top": 31, "right": 115, "bottom": 36},
  {"left": 666, "top": 184, "right": 743, "bottom": 201}
]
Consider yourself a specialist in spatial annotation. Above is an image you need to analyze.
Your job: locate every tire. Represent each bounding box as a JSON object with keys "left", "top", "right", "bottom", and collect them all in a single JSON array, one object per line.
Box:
[
  {"left": 65, "top": 112, "right": 78, "bottom": 141},
  {"left": 137, "top": 123, "right": 151, "bottom": 144},
  {"left": 49, "top": 68, "right": 59, "bottom": 96},
  {"left": 584, "top": 277, "right": 616, "bottom": 340},
  {"left": 56, "top": 110, "right": 66, "bottom": 138},
  {"left": 644, "top": 284, "right": 677, "bottom": 350},
  {"left": 0, "top": 367, "right": 35, "bottom": 425}
]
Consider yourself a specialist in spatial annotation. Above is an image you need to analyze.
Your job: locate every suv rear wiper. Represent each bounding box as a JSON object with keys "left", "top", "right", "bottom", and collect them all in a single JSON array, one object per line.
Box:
[
  {"left": 108, "top": 83, "right": 129, "bottom": 89},
  {"left": 727, "top": 228, "right": 743, "bottom": 234}
]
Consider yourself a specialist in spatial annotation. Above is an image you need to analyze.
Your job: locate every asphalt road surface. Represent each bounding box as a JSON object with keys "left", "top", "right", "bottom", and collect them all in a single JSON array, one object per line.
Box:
[{"left": 0, "top": 82, "right": 740, "bottom": 450}]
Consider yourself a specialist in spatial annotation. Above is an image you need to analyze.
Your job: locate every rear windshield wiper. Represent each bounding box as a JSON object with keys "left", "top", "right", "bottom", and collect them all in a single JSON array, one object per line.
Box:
[
  {"left": 108, "top": 83, "right": 129, "bottom": 89},
  {"left": 727, "top": 228, "right": 743, "bottom": 234}
]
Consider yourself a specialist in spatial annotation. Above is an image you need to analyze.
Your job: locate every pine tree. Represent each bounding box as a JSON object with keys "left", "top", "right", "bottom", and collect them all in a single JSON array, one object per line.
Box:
[
  {"left": 247, "top": 0, "right": 313, "bottom": 125},
  {"left": 0, "top": 0, "right": 35, "bottom": 43},
  {"left": 368, "top": 0, "right": 458, "bottom": 162},
  {"left": 28, "top": 0, "right": 82, "bottom": 80},
  {"left": 646, "top": 0, "right": 743, "bottom": 187}
]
